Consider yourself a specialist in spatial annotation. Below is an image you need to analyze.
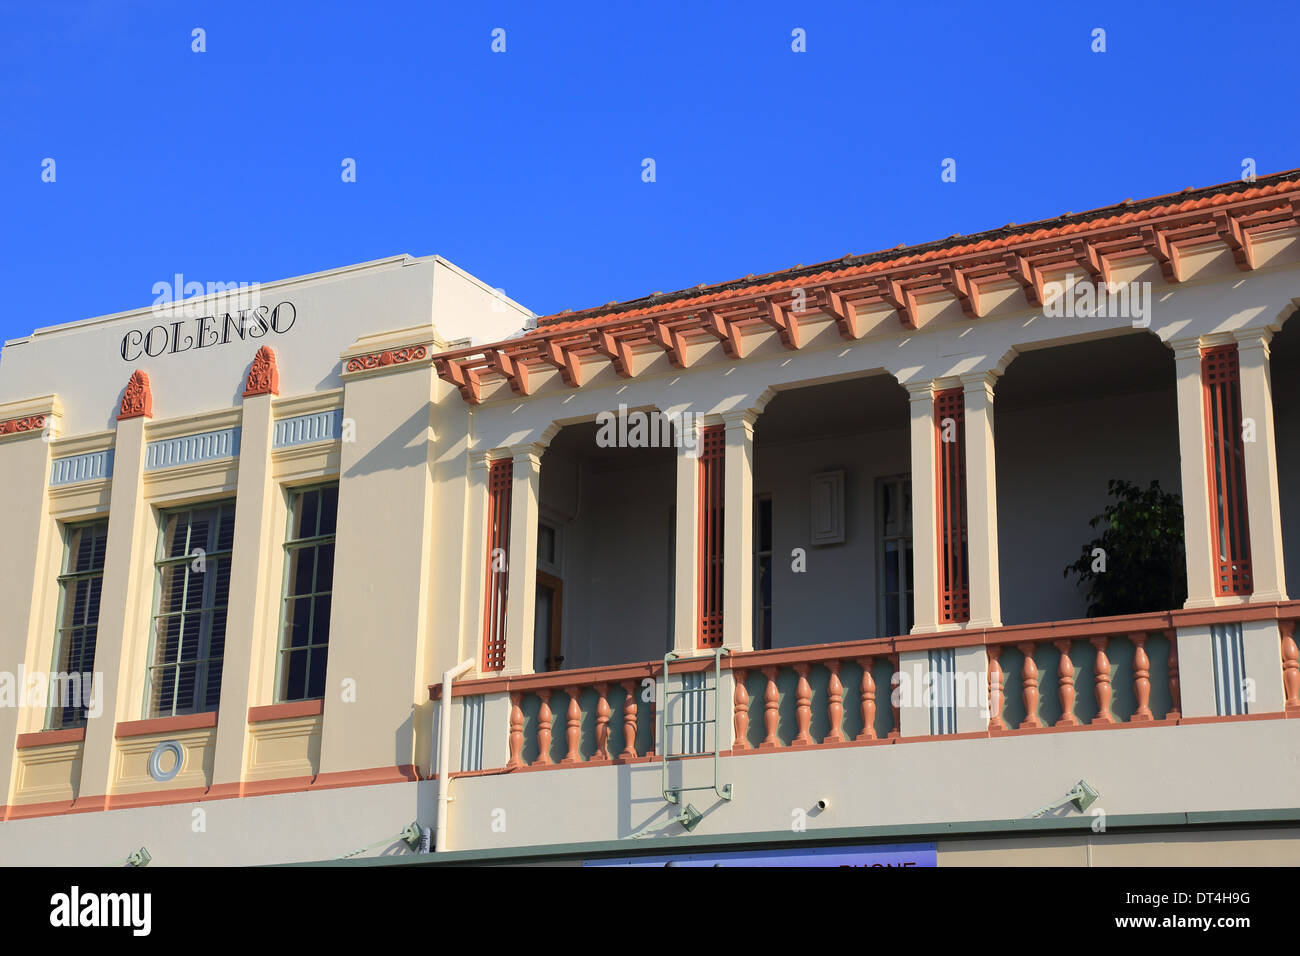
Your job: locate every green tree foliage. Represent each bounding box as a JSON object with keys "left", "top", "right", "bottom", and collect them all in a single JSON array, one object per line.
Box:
[{"left": 1063, "top": 479, "right": 1188, "bottom": 617}]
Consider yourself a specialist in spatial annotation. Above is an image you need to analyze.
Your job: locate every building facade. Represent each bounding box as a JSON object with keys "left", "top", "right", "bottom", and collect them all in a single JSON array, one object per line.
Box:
[{"left": 3, "top": 173, "right": 1300, "bottom": 866}]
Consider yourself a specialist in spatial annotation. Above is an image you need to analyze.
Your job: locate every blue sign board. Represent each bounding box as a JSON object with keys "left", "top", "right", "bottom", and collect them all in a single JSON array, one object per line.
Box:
[{"left": 583, "top": 842, "right": 938, "bottom": 867}]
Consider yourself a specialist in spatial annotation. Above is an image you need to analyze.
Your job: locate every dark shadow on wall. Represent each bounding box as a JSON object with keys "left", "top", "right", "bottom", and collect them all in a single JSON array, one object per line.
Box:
[{"left": 344, "top": 405, "right": 431, "bottom": 479}]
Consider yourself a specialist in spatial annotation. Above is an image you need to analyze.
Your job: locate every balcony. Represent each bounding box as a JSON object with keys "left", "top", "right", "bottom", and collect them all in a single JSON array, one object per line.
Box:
[{"left": 435, "top": 602, "right": 1300, "bottom": 780}]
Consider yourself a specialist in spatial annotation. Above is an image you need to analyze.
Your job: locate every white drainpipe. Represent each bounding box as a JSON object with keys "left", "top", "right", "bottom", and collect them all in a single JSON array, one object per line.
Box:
[{"left": 435, "top": 658, "right": 476, "bottom": 853}]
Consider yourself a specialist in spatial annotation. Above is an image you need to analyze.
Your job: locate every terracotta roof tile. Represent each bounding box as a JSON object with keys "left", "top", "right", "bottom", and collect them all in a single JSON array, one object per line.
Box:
[{"left": 529, "top": 171, "right": 1300, "bottom": 335}]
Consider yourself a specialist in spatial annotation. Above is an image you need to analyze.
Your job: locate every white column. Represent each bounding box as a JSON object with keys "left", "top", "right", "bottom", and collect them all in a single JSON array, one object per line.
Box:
[
  {"left": 463, "top": 453, "right": 491, "bottom": 667},
  {"left": 906, "top": 382, "right": 940, "bottom": 632},
  {"left": 721, "top": 411, "right": 756, "bottom": 653},
  {"left": 0, "top": 400, "right": 61, "bottom": 806},
  {"left": 1171, "top": 338, "right": 1218, "bottom": 608},
  {"left": 1234, "top": 329, "right": 1288, "bottom": 602},
  {"left": 211, "top": 391, "right": 275, "bottom": 790},
  {"left": 79, "top": 413, "right": 151, "bottom": 804},
  {"left": 672, "top": 420, "right": 700, "bottom": 655},
  {"left": 961, "top": 371, "right": 1001, "bottom": 628},
  {"left": 502, "top": 444, "right": 542, "bottom": 676}
]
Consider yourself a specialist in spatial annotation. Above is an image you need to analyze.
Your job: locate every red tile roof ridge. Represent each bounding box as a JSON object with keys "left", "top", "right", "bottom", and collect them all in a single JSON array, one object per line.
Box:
[{"left": 527, "top": 170, "right": 1300, "bottom": 336}]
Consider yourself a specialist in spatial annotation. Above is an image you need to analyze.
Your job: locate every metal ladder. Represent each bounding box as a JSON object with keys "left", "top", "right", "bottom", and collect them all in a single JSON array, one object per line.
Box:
[{"left": 657, "top": 647, "right": 733, "bottom": 831}]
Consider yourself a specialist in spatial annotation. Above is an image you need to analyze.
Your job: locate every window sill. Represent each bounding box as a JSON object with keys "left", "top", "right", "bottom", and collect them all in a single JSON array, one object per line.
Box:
[
  {"left": 115, "top": 711, "right": 218, "bottom": 739},
  {"left": 247, "top": 699, "right": 324, "bottom": 723},
  {"left": 16, "top": 726, "right": 86, "bottom": 749}
]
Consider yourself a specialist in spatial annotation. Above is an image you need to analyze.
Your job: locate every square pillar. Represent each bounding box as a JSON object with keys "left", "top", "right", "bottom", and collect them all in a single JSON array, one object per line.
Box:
[
  {"left": 953, "top": 644, "right": 991, "bottom": 733},
  {"left": 78, "top": 412, "right": 151, "bottom": 803},
  {"left": 896, "top": 650, "right": 931, "bottom": 737},
  {"left": 464, "top": 454, "right": 491, "bottom": 667},
  {"left": 672, "top": 423, "right": 700, "bottom": 655},
  {"left": 1171, "top": 338, "right": 1218, "bottom": 607},
  {"left": 906, "top": 383, "right": 940, "bottom": 632},
  {"left": 501, "top": 444, "right": 542, "bottom": 676},
  {"left": 0, "top": 399, "right": 62, "bottom": 807},
  {"left": 961, "top": 372, "right": 1001, "bottom": 628},
  {"left": 721, "top": 411, "right": 756, "bottom": 653},
  {"left": 210, "top": 390, "right": 276, "bottom": 789},
  {"left": 1234, "top": 330, "right": 1288, "bottom": 602},
  {"left": 319, "top": 346, "right": 436, "bottom": 777}
]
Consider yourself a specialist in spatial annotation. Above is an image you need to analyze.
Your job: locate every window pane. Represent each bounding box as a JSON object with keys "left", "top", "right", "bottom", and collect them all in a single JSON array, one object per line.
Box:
[
  {"left": 295, "top": 490, "right": 320, "bottom": 540},
  {"left": 882, "top": 483, "right": 898, "bottom": 537},
  {"left": 307, "top": 647, "right": 329, "bottom": 699},
  {"left": 319, "top": 486, "right": 339, "bottom": 536},
  {"left": 883, "top": 540, "right": 900, "bottom": 594},
  {"left": 290, "top": 548, "right": 316, "bottom": 596},
  {"left": 311, "top": 595, "right": 332, "bottom": 645},
  {"left": 315, "top": 543, "right": 335, "bottom": 594},
  {"left": 173, "top": 660, "right": 198, "bottom": 713},
  {"left": 214, "top": 507, "right": 233, "bottom": 552},
  {"left": 163, "top": 513, "right": 188, "bottom": 558},
  {"left": 189, "top": 510, "right": 214, "bottom": 554},
  {"left": 207, "top": 608, "right": 228, "bottom": 663},
  {"left": 885, "top": 594, "right": 901, "bottom": 635},
  {"left": 282, "top": 648, "right": 310, "bottom": 701},
  {"left": 284, "top": 598, "right": 313, "bottom": 647},
  {"left": 758, "top": 498, "right": 772, "bottom": 552}
]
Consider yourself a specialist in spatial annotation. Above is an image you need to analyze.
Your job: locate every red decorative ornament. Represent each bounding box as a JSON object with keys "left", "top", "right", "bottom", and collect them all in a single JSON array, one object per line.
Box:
[
  {"left": 0, "top": 414, "right": 46, "bottom": 436},
  {"left": 243, "top": 345, "right": 280, "bottom": 398},
  {"left": 118, "top": 370, "right": 153, "bottom": 421},
  {"left": 344, "top": 344, "right": 428, "bottom": 373}
]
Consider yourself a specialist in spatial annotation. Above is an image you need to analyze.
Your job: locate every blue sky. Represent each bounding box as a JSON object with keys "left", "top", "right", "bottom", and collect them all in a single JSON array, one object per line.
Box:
[{"left": 2, "top": 0, "right": 1297, "bottom": 343}]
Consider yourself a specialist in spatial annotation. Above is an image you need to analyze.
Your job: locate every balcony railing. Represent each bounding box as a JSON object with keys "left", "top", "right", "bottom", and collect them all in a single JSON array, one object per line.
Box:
[{"left": 433, "top": 602, "right": 1300, "bottom": 776}]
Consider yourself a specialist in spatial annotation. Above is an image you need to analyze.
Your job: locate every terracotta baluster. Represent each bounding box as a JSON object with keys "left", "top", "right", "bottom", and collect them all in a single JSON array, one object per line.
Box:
[
  {"left": 889, "top": 655, "right": 901, "bottom": 739},
  {"left": 856, "top": 657, "right": 877, "bottom": 741},
  {"left": 987, "top": 646, "right": 1007, "bottom": 731},
  {"left": 1131, "top": 632, "right": 1153, "bottom": 721},
  {"left": 619, "top": 679, "right": 638, "bottom": 759},
  {"left": 594, "top": 683, "right": 611, "bottom": 761},
  {"left": 1282, "top": 622, "right": 1300, "bottom": 714},
  {"left": 560, "top": 686, "right": 583, "bottom": 763},
  {"left": 506, "top": 691, "right": 524, "bottom": 770},
  {"left": 1090, "top": 637, "right": 1112, "bottom": 724},
  {"left": 758, "top": 667, "right": 781, "bottom": 749},
  {"left": 1166, "top": 629, "right": 1182, "bottom": 720},
  {"left": 792, "top": 663, "right": 814, "bottom": 745},
  {"left": 535, "top": 689, "right": 554, "bottom": 765},
  {"left": 1018, "top": 642, "right": 1041, "bottom": 729},
  {"left": 1055, "top": 639, "right": 1077, "bottom": 726},
  {"left": 826, "top": 661, "right": 845, "bottom": 743},
  {"left": 732, "top": 668, "right": 750, "bottom": 751}
]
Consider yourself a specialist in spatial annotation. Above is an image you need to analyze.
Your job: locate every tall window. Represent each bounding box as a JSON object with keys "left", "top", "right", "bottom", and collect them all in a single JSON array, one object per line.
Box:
[
  {"left": 49, "top": 519, "right": 109, "bottom": 729},
  {"left": 753, "top": 495, "right": 773, "bottom": 650},
  {"left": 148, "top": 501, "right": 235, "bottom": 717},
  {"left": 877, "top": 476, "right": 914, "bottom": 637},
  {"left": 482, "top": 458, "right": 513, "bottom": 671},
  {"left": 934, "top": 388, "right": 970, "bottom": 624},
  {"left": 1202, "top": 344, "right": 1252, "bottom": 595},
  {"left": 696, "top": 424, "right": 725, "bottom": 648},
  {"left": 279, "top": 484, "right": 339, "bottom": 701}
]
